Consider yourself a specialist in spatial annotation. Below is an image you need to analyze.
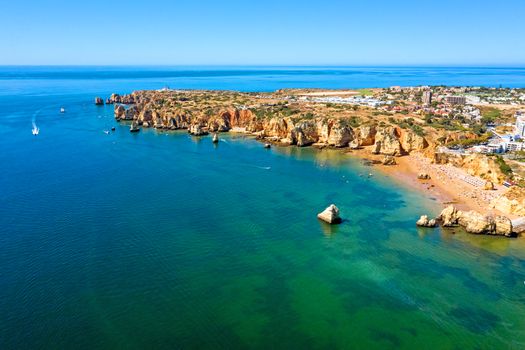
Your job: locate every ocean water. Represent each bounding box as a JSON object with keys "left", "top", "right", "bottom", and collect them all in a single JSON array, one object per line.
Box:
[{"left": 1, "top": 66, "right": 525, "bottom": 349}]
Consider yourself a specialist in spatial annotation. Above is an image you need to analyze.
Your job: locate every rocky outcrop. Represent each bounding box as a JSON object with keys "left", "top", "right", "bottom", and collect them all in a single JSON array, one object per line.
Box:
[
  {"left": 400, "top": 130, "right": 428, "bottom": 153},
  {"left": 130, "top": 120, "right": 140, "bottom": 132},
  {"left": 433, "top": 152, "right": 507, "bottom": 184},
  {"left": 494, "top": 216, "right": 513, "bottom": 236},
  {"left": 262, "top": 117, "right": 294, "bottom": 141},
  {"left": 107, "top": 93, "right": 121, "bottom": 104},
  {"left": 124, "top": 106, "right": 138, "bottom": 120},
  {"left": 416, "top": 215, "right": 437, "bottom": 227},
  {"left": 439, "top": 205, "right": 460, "bottom": 226},
  {"left": 437, "top": 205, "right": 513, "bottom": 236},
  {"left": 114, "top": 105, "right": 138, "bottom": 120},
  {"left": 106, "top": 93, "right": 136, "bottom": 105},
  {"left": 350, "top": 125, "right": 376, "bottom": 148},
  {"left": 291, "top": 121, "right": 318, "bottom": 147},
  {"left": 317, "top": 119, "right": 354, "bottom": 147},
  {"left": 373, "top": 127, "right": 404, "bottom": 156},
  {"left": 417, "top": 173, "right": 431, "bottom": 180},
  {"left": 491, "top": 186, "right": 525, "bottom": 216},
  {"left": 458, "top": 210, "right": 495, "bottom": 234},
  {"left": 114, "top": 104, "right": 126, "bottom": 119},
  {"left": 105, "top": 91, "right": 432, "bottom": 156},
  {"left": 317, "top": 204, "right": 342, "bottom": 224},
  {"left": 95, "top": 97, "right": 104, "bottom": 105},
  {"left": 382, "top": 155, "right": 396, "bottom": 165},
  {"left": 189, "top": 124, "right": 208, "bottom": 136},
  {"left": 461, "top": 154, "right": 506, "bottom": 184}
]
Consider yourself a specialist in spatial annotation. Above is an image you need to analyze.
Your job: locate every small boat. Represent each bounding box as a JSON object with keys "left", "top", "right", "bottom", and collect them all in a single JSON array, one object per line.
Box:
[
  {"left": 60, "top": 107, "right": 65, "bottom": 113},
  {"left": 103, "top": 130, "right": 110, "bottom": 135},
  {"left": 32, "top": 126, "right": 39, "bottom": 135},
  {"left": 111, "top": 127, "right": 116, "bottom": 131}
]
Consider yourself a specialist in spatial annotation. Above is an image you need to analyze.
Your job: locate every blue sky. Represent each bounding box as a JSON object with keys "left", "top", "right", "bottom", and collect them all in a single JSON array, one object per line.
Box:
[{"left": 1, "top": 0, "right": 524, "bottom": 66}]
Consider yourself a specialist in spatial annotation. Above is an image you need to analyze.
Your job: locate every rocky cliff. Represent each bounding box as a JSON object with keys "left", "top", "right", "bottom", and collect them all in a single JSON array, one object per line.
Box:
[
  {"left": 433, "top": 152, "right": 507, "bottom": 184},
  {"left": 491, "top": 186, "right": 525, "bottom": 216},
  {"left": 111, "top": 91, "right": 430, "bottom": 155}
]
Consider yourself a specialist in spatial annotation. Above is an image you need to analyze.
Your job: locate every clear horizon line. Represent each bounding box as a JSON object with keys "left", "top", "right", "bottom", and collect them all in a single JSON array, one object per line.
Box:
[{"left": 1, "top": 63, "right": 525, "bottom": 69}]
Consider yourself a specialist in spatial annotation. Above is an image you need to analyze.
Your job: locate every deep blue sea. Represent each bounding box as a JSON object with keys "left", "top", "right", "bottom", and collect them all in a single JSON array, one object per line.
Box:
[{"left": 1, "top": 66, "right": 525, "bottom": 349}]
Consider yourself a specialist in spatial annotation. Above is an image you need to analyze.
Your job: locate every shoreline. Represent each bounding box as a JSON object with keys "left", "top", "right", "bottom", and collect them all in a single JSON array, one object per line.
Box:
[
  {"left": 221, "top": 130, "right": 507, "bottom": 218},
  {"left": 106, "top": 87, "right": 523, "bottom": 234},
  {"left": 170, "top": 127, "right": 509, "bottom": 218},
  {"left": 344, "top": 147, "right": 510, "bottom": 217}
]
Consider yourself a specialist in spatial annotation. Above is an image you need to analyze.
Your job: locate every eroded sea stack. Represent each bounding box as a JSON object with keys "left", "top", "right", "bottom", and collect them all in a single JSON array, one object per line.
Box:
[{"left": 318, "top": 204, "right": 342, "bottom": 224}]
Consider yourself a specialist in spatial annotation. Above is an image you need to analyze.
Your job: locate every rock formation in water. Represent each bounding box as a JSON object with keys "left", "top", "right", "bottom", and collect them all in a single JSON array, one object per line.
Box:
[
  {"left": 189, "top": 124, "right": 208, "bottom": 136},
  {"left": 317, "top": 204, "right": 342, "bottom": 224},
  {"left": 437, "top": 205, "right": 513, "bottom": 237},
  {"left": 95, "top": 97, "right": 104, "bottom": 105},
  {"left": 439, "top": 205, "right": 460, "bottom": 227},
  {"left": 416, "top": 215, "right": 437, "bottom": 227}
]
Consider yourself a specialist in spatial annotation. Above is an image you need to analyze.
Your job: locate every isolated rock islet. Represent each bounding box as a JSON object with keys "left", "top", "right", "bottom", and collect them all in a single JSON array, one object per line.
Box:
[{"left": 317, "top": 204, "right": 342, "bottom": 224}]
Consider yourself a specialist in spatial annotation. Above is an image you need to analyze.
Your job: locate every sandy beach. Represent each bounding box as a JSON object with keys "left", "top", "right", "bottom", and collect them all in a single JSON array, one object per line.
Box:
[{"left": 348, "top": 148, "right": 509, "bottom": 217}]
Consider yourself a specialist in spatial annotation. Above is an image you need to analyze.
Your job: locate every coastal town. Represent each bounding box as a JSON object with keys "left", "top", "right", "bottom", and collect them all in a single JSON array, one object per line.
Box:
[{"left": 98, "top": 85, "right": 525, "bottom": 237}]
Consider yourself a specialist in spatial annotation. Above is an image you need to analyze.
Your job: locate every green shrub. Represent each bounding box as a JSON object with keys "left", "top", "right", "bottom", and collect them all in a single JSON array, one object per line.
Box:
[{"left": 494, "top": 155, "right": 512, "bottom": 176}]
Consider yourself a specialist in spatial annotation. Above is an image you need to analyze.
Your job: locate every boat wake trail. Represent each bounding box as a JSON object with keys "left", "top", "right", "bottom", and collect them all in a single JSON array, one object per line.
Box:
[{"left": 31, "top": 107, "right": 43, "bottom": 135}]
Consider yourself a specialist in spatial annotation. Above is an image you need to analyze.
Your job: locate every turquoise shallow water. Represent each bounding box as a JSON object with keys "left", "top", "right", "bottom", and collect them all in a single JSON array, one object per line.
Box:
[{"left": 1, "top": 67, "right": 525, "bottom": 349}]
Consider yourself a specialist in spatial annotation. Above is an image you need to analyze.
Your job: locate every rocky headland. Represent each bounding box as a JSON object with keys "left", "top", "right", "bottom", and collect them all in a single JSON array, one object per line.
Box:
[{"left": 101, "top": 88, "right": 525, "bottom": 237}]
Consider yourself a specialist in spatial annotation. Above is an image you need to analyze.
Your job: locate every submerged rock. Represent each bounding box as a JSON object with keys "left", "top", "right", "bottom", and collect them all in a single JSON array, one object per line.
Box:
[
  {"left": 317, "top": 204, "right": 342, "bottom": 224},
  {"left": 416, "top": 215, "right": 437, "bottom": 227}
]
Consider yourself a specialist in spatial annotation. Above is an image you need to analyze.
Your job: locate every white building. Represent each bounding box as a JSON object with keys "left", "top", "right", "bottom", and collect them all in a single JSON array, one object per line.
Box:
[
  {"left": 515, "top": 112, "right": 525, "bottom": 138},
  {"left": 422, "top": 90, "right": 432, "bottom": 106},
  {"left": 505, "top": 142, "right": 525, "bottom": 152}
]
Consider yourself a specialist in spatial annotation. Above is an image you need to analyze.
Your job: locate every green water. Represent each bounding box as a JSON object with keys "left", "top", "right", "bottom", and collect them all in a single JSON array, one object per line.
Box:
[
  {"left": 4, "top": 126, "right": 525, "bottom": 348},
  {"left": 2, "top": 67, "right": 525, "bottom": 349}
]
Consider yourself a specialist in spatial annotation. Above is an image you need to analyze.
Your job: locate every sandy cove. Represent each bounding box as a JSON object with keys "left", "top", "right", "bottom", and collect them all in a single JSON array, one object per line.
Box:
[{"left": 347, "top": 148, "right": 509, "bottom": 217}]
